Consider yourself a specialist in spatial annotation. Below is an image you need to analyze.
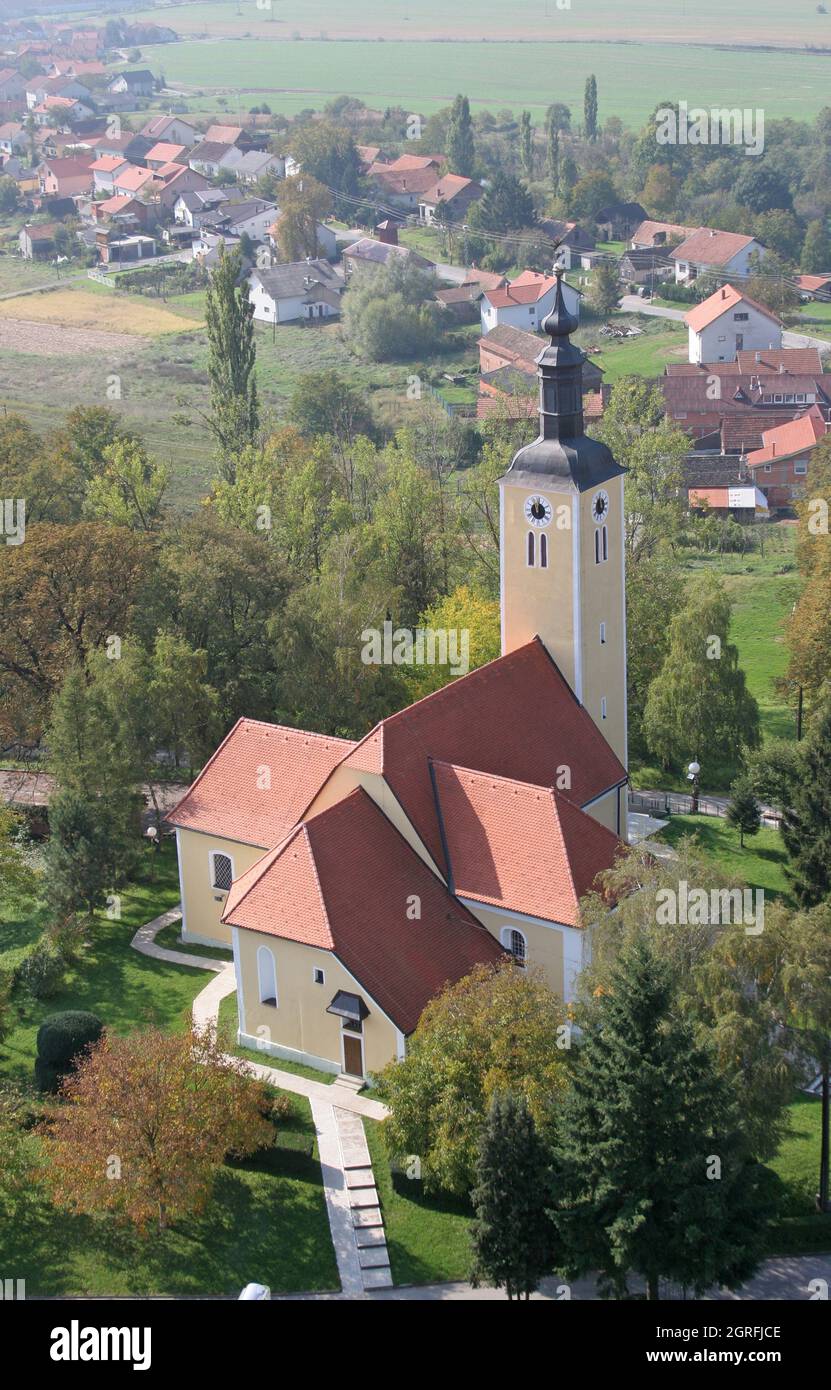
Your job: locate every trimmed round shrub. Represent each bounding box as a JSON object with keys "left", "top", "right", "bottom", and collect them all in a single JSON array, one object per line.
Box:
[{"left": 35, "top": 1011, "right": 104, "bottom": 1092}]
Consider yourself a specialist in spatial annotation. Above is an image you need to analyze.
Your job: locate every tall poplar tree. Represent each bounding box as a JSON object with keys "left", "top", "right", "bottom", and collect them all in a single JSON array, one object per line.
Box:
[
  {"left": 584, "top": 74, "right": 598, "bottom": 141},
  {"left": 519, "top": 110, "right": 534, "bottom": 179},
  {"left": 204, "top": 244, "right": 259, "bottom": 478},
  {"left": 447, "top": 93, "right": 475, "bottom": 176}
]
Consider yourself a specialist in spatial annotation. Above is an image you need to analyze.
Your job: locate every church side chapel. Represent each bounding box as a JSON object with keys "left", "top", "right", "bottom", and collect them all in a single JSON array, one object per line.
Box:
[{"left": 170, "top": 274, "right": 630, "bottom": 1083}]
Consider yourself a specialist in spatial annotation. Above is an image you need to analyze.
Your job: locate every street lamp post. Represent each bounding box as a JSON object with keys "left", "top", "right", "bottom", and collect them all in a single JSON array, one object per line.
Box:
[{"left": 687, "top": 760, "right": 701, "bottom": 815}]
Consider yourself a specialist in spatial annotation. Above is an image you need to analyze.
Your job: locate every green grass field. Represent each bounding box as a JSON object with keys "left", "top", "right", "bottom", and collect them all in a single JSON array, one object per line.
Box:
[
  {"left": 682, "top": 525, "right": 801, "bottom": 743},
  {"left": 123, "top": 0, "right": 831, "bottom": 48},
  {"left": 583, "top": 322, "right": 687, "bottom": 381},
  {"left": 658, "top": 813, "right": 791, "bottom": 901},
  {"left": 136, "top": 33, "right": 831, "bottom": 126}
]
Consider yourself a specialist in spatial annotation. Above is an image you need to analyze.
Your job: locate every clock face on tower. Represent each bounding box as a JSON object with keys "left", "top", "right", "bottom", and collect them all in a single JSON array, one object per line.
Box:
[
  {"left": 591, "top": 489, "right": 610, "bottom": 525},
  {"left": 524, "top": 495, "right": 552, "bottom": 528}
]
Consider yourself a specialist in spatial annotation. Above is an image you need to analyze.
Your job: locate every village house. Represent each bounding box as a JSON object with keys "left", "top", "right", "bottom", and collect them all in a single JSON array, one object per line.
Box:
[
  {"left": 91, "top": 193, "right": 150, "bottom": 229},
  {"left": 659, "top": 350, "right": 831, "bottom": 451},
  {"left": 19, "top": 221, "right": 59, "bottom": 259},
  {"left": 595, "top": 201, "right": 648, "bottom": 241},
  {"left": 684, "top": 283, "right": 782, "bottom": 364},
  {"left": 795, "top": 273, "right": 831, "bottom": 301},
  {"left": 341, "top": 235, "right": 434, "bottom": 277},
  {"left": 687, "top": 482, "right": 769, "bottom": 522},
  {"left": 26, "top": 75, "right": 92, "bottom": 110},
  {"left": 630, "top": 218, "right": 696, "bottom": 250},
  {"left": 0, "top": 121, "right": 28, "bottom": 157},
  {"left": 366, "top": 153, "right": 444, "bottom": 212},
  {"left": 111, "top": 163, "right": 157, "bottom": 200},
  {"left": 32, "top": 95, "right": 94, "bottom": 127},
  {"left": 418, "top": 173, "right": 483, "bottom": 224},
  {"left": 107, "top": 69, "right": 156, "bottom": 100},
  {"left": 188, "top": 140, "right": 243, "bottom": 179},
  {"left": 746, "top": 404, "right": 831, "bottom": 509},
  {"left": 248, "top": 259, "right": 344, "bottom": 324},
  {"left": 619, "top": 247, "right": 673, "bottom": 288},
  {"left": 199, "top": 197, "right": 277, "bottom": 245},
  {"left": 95, "top": 225, "right": 155, "bottom": 265},
  {"left": 141, "top": 114, "right": 199, "bottom": 147},
  {"left": 234, "top": 149, "right": 285, "bottom": 184},
  {"left": 0, "top": 68, "right": 27, "bottom": 103},
  {"left": 89, "top": 153, "right": 129, "bottom": 195},
  {"left": 144, "top": 141, "right": 187, "bottom": 171},
  {"left": 93, "top": 131, "right": 153, "bottom": 163},
  {"left": 38, "top": 153, "right": 94, "bottom": 197},
  {"left": 536, "top": 218, "right": 596, "bottom": 270},
  {"left": 170, "top": 275, "right": 628, "bottom": 1081},
  {"left": 155, "top": 163, "right": 209, "bottom": 211},
  {"left": 204, "top": 123, "right": 256, "bottom": 149},
  {"left": 672, "top": 228, "right": 764, "bottom": 284},
  {"left": 173, "top": 185, "right": 232, "bottom": 228},
  {"left": 480, "top": 269, "right": 581, "bottom": 334}
]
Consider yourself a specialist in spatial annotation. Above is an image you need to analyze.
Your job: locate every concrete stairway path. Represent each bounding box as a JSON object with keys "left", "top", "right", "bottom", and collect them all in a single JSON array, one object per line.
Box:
[{"left": 312, "top": 1101, "right": 392, "bottom": 1294}]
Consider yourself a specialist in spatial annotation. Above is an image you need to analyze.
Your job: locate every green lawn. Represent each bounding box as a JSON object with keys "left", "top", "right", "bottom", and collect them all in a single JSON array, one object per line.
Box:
[
  {"left": 767, "top": 1096, "right": 831, "bottom": 1255},
  {"left": 365, "top": 1119, "right": 474, "bottom": 1284},
  {"left": 0, "top": 843, "right": 203, "bottom": 1088},
  {"left": 2, "top": 1084, "right": 338, "bottom": 1295},
  {"left": 658, "top": 814, "right": 791, "bottom": 901},
  {"left": 681, "top": 525, "right": 801, "bottom": 744},
  {"left": 582, "top": 322, "right": 687, "bottom": 382}
]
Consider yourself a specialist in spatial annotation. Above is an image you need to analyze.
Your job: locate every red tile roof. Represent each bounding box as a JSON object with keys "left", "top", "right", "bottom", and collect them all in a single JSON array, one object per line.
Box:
[
  {"left": 339, "top": 638, "right": 627, "bottom": 876},
  {"left": 671, "top": 228, "right": 756, "bottom": 268},
  {"left": 222, "top": 787, "right": 505, "bottom": 1033},
  {"left": 746, "top": 405, "right": 828, "bottom": 465},
  {"left": 113, "top": 164, "right": 155, "bottom": 192},
  {"left": 168, "top": 718, "right": 356, "bottom": 846},
  {"left": 145, "top": 141, "right": 187, "bottom": 164},
  {"left": 795, "top": 274, "right": 831, "bottom": 294},
  {"left": 433, "top": 762, "right": 622, "bottom": 926},
  {"left": 90, "top": 154, "right": 127, "bottom": 173},
  {"left": 685, "top": 283, "right": 780, "bottom": 333},
  {"left": 485, "top": 271, "right": 557, "bottom": 309},
  {"left": 631, "top": 219, "right": 696, "bottom": 247}
]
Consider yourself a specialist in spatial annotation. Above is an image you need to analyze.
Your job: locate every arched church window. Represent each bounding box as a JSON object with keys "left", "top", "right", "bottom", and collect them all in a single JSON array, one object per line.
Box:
[
  {"left": 527, "top": 531, "right": 535, "bottom": 567},
  {"left": 540, "top": 533, "right": 548, "bottom": 568},
  {"left": 257, "top": 946, "right": 277, "bottom": 1007}
]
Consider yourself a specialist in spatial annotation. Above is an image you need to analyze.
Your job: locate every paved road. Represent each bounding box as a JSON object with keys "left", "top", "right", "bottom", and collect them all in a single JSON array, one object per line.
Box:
[{"left": 273, "top": 1252, "right": 831, "bottom": 1300}]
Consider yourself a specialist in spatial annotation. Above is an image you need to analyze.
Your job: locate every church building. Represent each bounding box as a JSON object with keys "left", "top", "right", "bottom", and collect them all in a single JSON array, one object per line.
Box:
[{"left": 170, "top": 273, "right": 630, "bottom": 1082}]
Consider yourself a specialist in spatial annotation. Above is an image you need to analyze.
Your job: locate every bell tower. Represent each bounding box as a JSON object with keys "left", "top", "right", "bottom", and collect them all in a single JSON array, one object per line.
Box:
[{"left": 499, "top": 271, "right": 628, "bottom": 773}]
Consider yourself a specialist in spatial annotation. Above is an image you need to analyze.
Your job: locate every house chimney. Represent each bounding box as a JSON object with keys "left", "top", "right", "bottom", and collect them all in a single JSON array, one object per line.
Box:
[
  {"left": 779, "top": 363, "right": 784, "bottom": 374},
  {"left": 721, "top": 287, "right": 727, "bottom": 299},
  {"left": 755, "top": 351, "right": 761, "bottom": 363}
]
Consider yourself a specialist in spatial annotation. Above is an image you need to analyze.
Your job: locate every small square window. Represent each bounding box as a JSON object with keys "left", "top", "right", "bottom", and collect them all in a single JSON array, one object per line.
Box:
[{"left": 313, "top": 967, "right": 325, "bottom": 985}]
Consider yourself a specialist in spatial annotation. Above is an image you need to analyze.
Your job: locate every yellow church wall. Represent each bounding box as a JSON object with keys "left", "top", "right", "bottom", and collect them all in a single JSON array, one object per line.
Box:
[
  {"left": 233, "top": 927, "right": 400, "bottom": 1077},
  {"left": 500, "top": 472, "right": 628, "bottom": 778},
  {"left": 176, "top": 827, "right": 267, "bottom": 948},
  {"left": 461, "top": 899, "right": 573, "bottom": 1000},
  {"left": 576, "top": 477, "right": 627, "bottom": 770}
]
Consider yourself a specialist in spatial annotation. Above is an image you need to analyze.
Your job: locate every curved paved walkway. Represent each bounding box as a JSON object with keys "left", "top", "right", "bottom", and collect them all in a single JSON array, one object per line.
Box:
[{"left": 130, "top": 907, "right": 387, "bottom": 1120}]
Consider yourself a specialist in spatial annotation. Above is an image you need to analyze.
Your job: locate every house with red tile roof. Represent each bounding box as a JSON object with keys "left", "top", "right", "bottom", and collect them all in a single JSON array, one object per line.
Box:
[
  {"left": 418, "top": 173, "right": 483, "bottom": 225},
  {"left": 671, "top": 227, "right": 764, "bottom": 284},
  {"left": 746, "top": 404, "right": 830, "bottom": 508},
  {"left": 480, "top": 269, "right": 581, "bottom": 334},
  {"left": 38, "top": 152, "right": 94, "bottom": 197},
  {"left": 170, "top": 274, "right": 628, "bottom": 1081},
  {"left": 684, "top": 283, "right": 782, "bottom": 364}
]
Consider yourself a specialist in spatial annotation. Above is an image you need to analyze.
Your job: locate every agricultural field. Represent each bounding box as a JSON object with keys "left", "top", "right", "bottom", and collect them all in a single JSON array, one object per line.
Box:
[
  {"left": 0, "top": 286, "right": 203, "bottom": 336},
  {"left": 122, "top": 0, "right": 831, "bottom": 48},
  {"left": 134, "top": 33, "right": 831, "bottom": 126}
]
